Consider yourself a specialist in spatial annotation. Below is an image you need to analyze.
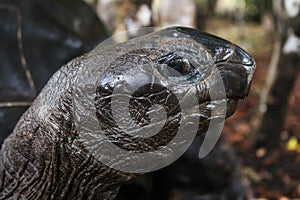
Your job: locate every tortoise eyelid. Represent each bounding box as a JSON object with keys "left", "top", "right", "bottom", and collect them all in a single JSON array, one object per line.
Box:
[{"left": 158, "top": 53, "right": 180, "bottom": 64}]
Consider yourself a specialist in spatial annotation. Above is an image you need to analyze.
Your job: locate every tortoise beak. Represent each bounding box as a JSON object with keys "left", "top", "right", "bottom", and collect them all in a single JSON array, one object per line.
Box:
[{"left": 227, "top": 45, "right": 256, "bottom": 97}]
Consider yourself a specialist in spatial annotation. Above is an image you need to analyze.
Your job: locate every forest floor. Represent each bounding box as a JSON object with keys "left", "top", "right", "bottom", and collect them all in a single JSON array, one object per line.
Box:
[{"left": 205, "top": 18, "right": 300, "bottom": 199}]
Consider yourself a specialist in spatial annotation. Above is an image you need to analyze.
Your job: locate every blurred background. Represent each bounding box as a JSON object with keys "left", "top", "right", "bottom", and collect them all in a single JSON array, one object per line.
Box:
[{"left": 1, "top": 0, "right": 300, "bottom": 199}]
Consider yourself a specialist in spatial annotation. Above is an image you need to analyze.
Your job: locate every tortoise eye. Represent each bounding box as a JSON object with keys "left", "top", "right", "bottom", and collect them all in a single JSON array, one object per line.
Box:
[
  {"left": 158, "top": 53, "right": 194, "bottom": 77},
  {"left": 158, "top": 53, "right": 203, "bottom": 84},
  {"left": 165, "top": 57, "right": 191, "bottom": 76}
]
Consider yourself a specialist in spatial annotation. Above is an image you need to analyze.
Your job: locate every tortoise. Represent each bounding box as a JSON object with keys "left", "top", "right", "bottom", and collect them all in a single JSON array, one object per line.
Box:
[
  {"left": 0, "top": 0, "right": 108, "bottom": 145},
  {"left": 0, "top": 26, "right": 255, "bottom": 199}
]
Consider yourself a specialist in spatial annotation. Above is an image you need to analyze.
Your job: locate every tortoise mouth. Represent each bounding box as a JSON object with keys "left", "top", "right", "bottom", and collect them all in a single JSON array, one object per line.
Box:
[
  {"left": 198, "top": 97, "right": 239, "bottom": 117},
  {"left": 194, "top": 97, "right": 239, "bottom": 135}
]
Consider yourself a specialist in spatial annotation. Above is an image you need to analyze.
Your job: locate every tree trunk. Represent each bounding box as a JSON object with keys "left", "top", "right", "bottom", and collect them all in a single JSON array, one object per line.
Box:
[{"left": 255, "top": 0, "right": 300, "bottom": 149}]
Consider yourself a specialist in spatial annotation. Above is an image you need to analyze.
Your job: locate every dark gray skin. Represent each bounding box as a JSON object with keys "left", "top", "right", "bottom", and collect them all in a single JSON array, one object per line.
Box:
[{"left": 0, "top": 27, "right": 255, "bottom": 199}]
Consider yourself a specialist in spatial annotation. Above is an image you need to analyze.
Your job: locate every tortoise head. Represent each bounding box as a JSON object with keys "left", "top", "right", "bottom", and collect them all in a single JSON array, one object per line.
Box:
[
  {"left": 74, "top": 26, "right": 255, "bottom": 172},
  {"left": 0, "top": 27, "right": 255, "bottom": 199}
]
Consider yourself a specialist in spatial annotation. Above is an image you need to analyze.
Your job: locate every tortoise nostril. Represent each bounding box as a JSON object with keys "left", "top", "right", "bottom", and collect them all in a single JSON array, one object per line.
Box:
[{"left": 230, "top": 46, "right": 255, "bottom": 67}]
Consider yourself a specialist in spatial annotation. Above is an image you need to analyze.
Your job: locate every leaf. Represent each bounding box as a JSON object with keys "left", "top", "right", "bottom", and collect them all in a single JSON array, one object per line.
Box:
[{"left": 286, "top": 136, "right": 298, "bottom": 151}]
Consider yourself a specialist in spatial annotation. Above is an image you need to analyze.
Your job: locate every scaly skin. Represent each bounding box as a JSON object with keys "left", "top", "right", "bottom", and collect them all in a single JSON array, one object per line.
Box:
[{"left": 0, "top": 27, "right": 255, "bottom": 199}]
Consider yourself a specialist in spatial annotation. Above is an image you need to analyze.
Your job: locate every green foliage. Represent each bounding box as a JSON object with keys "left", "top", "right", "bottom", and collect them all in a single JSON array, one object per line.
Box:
[
  {"left": 195, "top": 0, "right": 208, "bottom": 8},
  {"left": 195, "top": 0, "right": 273, "bottom": 23},
  {"left": 244, "top": 0, "right": 273, "bottom": 22}
]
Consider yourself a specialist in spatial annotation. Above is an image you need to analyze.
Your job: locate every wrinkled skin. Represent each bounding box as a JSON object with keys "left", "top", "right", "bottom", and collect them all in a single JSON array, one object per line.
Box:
[{"left": 0, "top": 27, "right": 255, "bottom": 199}]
